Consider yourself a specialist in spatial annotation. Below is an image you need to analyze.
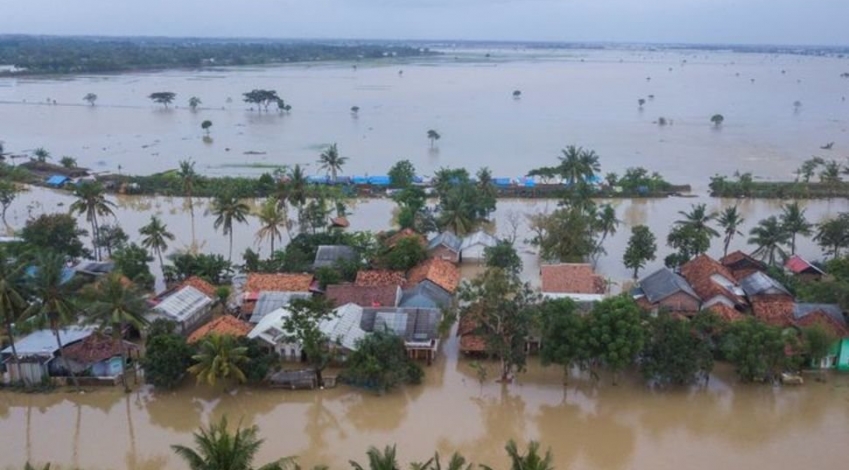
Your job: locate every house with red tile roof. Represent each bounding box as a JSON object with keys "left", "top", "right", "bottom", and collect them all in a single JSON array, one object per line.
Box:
[
  {"left": 680, "top": 255, "right": 747, "bottom": 310},
  {"left": 180, "top": 276, "right": 218, "bottom": 298},
  {"left": 245, "top": 273, "right": 314, "bottom": 294},
  {"left": 633, "top": 268, "right": 701, "bottom": 315},
  {"left": 187, "top": 315, "right": 253, "bottom": 344},
  {"left": 407, "top": 258, "right": 461, "bottom": 294},
  {"left": 707, "top": 303, "right": 745, "bottom": 322},
  {"left": 384, "top": 228, "right": 427, "bottom": 249},
  {"left": 720, "top": 251, "right": 767, "bottom": 281},
  {"left": 325, "top": 284, "right": 402, "bottom": 308},
  {"left": 355, "top": 270, "right": 407, "bottom": 287},
  {"left": 540, "top": 263, "right": 606, "bottom": 302}
]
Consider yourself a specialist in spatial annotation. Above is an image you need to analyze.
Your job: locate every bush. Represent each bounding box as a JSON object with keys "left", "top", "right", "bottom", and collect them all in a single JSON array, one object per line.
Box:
[{"left": 142, "top": 332, "right": 194, "bottom": 389}]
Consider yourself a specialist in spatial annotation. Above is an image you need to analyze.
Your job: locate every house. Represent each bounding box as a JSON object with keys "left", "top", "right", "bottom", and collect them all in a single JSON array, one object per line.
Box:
[
  {"left": 794, "top": 304, "right": 848, "bottom": 369},
  {"left": 355, "top": 270, "right": 407, "bottom": 287},
  {"left": 407, "top": 258, "right": 461, "bottom": 294},
  {"left": 71, "top": 260, "right": 115, "bottom": 280},
  {"left": 187, "top": 315, "right": 252, "bottom": 344},
  {"left": 313, "top": 245, "right": 358, "bottom": 269},
  {"left": 45, "top": 174, "right": 69, "bottom": 187},
  {"left": 784, "top": 255, "right": 825, "bottom": 281},
  {"left": 325, "top": 284, "right": 402, "bottom": 308},
  {"left": 458, "top": 315, "right": 487, "bottom": 354},
  {"left": 679, "top": 255, "right": 747, "bottom": 310},
  {"left": 399, "top": 280, "right": 453, "bottom": 309},
  {"left": 319, "top": 303, "right": 368, "bottom": 352},
  {"left": 459, "top": 230, "right": 498, "bottom": 263},
  {"left": 633, "top": 268, "right": 701, "bottom": 314},
  {"left": 740, "top": 271, "right": 796, "bottom": 328},
  {"left": 248, "top": 307, "right": 302, "bottom": 360},
  {"left": 384, "top": 228, "right": 427, "bottom": 249},
  {"left": 360, "top": 307, "right": 442, "bottom": 364},
  {"left": 706, "top": 303, "right": 745, "bottom": 322},
  {"left": 61, "top": 333, "right": 139, "bottom": 379},
  {"left": 427, "top": 231, "right": 462, "bottom": 263},
  {"left": 1, "top": 327, "right": 94, "bottom": 384},
  {"left": 148, "top": 285, "right": 214, "bottom": 335},
  {"left": 720, "top": 251, "right": 767, "bottom": 281},
  {"left": 248, "top": 291, "right": 312, "bottom": 324},
  {"left": 241, "top": 273, "right": 314, "bottom": 314},
  {"left": 540, "top": 263, "right": 606, "bottom": 302},
  {"left": 739, "top": 271, "right": 793, "bottom": 299}
]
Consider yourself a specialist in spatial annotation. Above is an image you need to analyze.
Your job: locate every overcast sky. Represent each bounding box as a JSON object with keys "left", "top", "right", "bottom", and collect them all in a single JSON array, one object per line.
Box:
[{"left": 4, "top": 0, "right": 849, "bottom": 46}]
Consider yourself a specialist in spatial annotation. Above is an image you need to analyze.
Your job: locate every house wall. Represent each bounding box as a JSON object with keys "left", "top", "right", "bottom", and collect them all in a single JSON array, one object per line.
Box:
[
  {"left": 461, "top": 245, "right": 486, "bottom": 263},
  {"left": 428, "top": 246, "right": 460, "bottom": 263},
  {"left": 179, "top": 305, "right": 213, "bottom": 335},
  {"left": 4, "top": 362, "right": 48, "bottom": 385},
  {"left": 273, "top": 341, "right": 304, "bottom": 362},
  {"left": 657, "top": 292, "right": 701, "bottom": 313}
]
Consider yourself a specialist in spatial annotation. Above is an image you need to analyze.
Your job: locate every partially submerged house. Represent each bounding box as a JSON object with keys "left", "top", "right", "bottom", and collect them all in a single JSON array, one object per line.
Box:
[
  {"left": 61, "top": 333, "right": 139, "bottom": 381},
  {"left": 540, "top": 263, "right": 606, "bottom": 303},
  {"left": 241, "top": 273, "right": 314, "bottom": 316},
  {"left": 325, "top": 284, "right": 402, "bottom": 308},
  {"left": 739, "top": 271, "right": 796, "bottom": 327},
  {"left": 1, "top": 327, "right": 94, "bottom": 384},
  {"left": 679, "top": 255, "right": 747, "bottom": 311},
  {"left": 427, "top": 231, "right": 462, "bottom": 263},
  {"left": 148, "top": 285, "right": 214, "bottom": 335},
  {"left": 360, "top": 307, "right": 442, "bottom": 364},
  {"left": 187, "top": 315, "right": 252, "bottom": 344},
  {"left": 720, "top": 250, "right": 767, "bottom": 281},
  {"left": 248, "top": 307, "right": 302, "bottom": 360},
  {"left": 71, "top": 260, "right": 115, "bottom": 281},
  {"left": 247, "top": 291, "right": 312, "bottom": 324},
  {"left": 633, "top": 268, "right": 701, "bottom": 314},
  {"left": 313, "top": 245, "right": 358, "bottom": 269},
  {"left": 407, "top": 258, "right": 461, "bottom": 294},
  {"left": 459, "top": 230, "right": 498, "bottom": 263},
  {"left": 784, "top": 255, "right": 825, "bottom": 281}
]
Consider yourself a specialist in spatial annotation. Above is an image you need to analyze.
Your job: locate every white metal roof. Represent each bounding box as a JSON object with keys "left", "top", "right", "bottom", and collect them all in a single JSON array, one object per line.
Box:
[
  {"left": 248, "top": 307, "right": 296, "bottom": 345},
  {"left": 460, "top": 230, "right": 498, "bottom": 251},
  {"left": 2, "top": 326, "right": 95, "bottom": 358},
  {"left": 153, "top": 286, "right": 213, "bottom": 322},
  {"left": 320, "top": 303, "right": 366, "bottom": 351}
]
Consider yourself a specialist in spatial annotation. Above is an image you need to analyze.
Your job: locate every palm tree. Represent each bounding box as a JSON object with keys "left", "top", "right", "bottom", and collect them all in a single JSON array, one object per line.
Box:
[
  {"left": 779, "top": 201, "right": 812, "bottom": 255},
  {"left": 32, "top": 147, "right": 51, "bottom": 163},
  {"left": 748, "top": 216, "right": 790, "bottom": 266},
  {"left": 814, "top": 214, "right": 849, "bottom": 260},
  {"left": 83, "top": 93, "right": 98, "bottom": 106},
  {"left": 69, "top": 181, "right": 115, "bottom": 261},
  {"left": 427, "top": 129, "right": 441, "bottom": 148},
  {"left": 255, "top": 198, "right": 286, "bottom": 253},
  {"left": 349, "top": 445, "right": 398, "bottom": 470},
  {"left": 23, "top": 251, "right": 81, "bottom": 390},
  {"left": 676, "top": 204, "right": 719, "bottom": 237},
  {"left": 438, "top": 193, "right": 475, "bottom": 236},
  {"left": 172, "top": 416, "right": 289, "bottom": 470},
  {"left": 82, "top": 273, "right": 148, "bottom": 392},
  {"left": 139, "top": 215, "right": 175, "bottom": 271},
  {"left": 412, "top": 453, "right": 473, "bottom": 470},
  {"left": 187, "top": 334, "right": 249, "bottom": 386},
  {"left": 188, "top": 96, "right": 202, "bottom": 110},
  {"left": 208, "top": 193, "right": 250, "bottom": 263},
  {"left": 287, "top": 164, "right": 308, "bottom": 216},
  {"left": 593, "top": 204, "right": 620, "bottom": 259},
  {"left": 579, "top": 149, "right": 601, "bottom": 182},
  {"left": 178, "top": 160, "right": 199, "bottom": 249},
  {"left": 500, "top": 441, "right": 554, "bottom": 470},
  {"left": 716, "top": 205, "right": 745, "bottom": 258},
  {"left": 317, "top": 143, "right": 348, "bottom": 181},
  {"left": 0, "top": 250, "right": 28, "bottom": 382},
  {"left": 557, "top": 145, "right": 584, "bottom": 186}
]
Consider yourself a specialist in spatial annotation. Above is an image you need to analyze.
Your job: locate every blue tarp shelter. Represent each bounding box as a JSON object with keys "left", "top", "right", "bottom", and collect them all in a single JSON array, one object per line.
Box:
[
  {"left": 351, "top": 176, "right": 369, "bottom": 185},
  {"left": 46, "top": 175, "right": 69, "bottom": 187},
  {"left": 368, "top": 176, "right": 391, "bottom": 186},
  {"left": 494, "top": 178, "right": 512, "bottom": 187}
]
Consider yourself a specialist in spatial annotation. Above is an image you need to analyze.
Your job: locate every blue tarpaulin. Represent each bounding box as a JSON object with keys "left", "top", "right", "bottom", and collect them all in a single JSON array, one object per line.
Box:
[
  {"left": 307, "top": 175, "right": 329, "bottom": 184},
  {"left": 494, "top": 178, "right": 512, "bottom": 187},
  {"left": 26, "top": 265, "right": 76, "bottom": 285},
  {"left": 46, "top": 175, "right": 69, "bottom": 187},
  {"left": 368, "top": 176, "right": 391, "bottom": 186},
  {"left": 523, "top": 177, "right": 536, "bottom": 187},
  {"left": 351, "top": 176, "right": 369, "bottom": 185}
]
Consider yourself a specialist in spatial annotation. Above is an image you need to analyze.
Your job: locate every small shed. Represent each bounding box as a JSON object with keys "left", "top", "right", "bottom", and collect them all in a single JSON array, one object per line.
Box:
[
  {"left": 45, "top": 175, "right": 70, "bottom": 187},
  {"left": 61, "top": 333, "right": 139, "bottom": 378},
  {"left": 149, "top": 285, "right": 214, "bottom": 335},
  {"left": 313, "top": 245, "right": 358, "bottom": 269},
  {"left": 459, "top": 230, "right": 498, "bottom": 263}
]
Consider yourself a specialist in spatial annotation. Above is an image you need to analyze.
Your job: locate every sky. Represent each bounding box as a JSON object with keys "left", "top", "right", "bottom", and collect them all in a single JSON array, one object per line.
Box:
[{"left": 4, "top": 0, "right": 849, "bottom": 46}]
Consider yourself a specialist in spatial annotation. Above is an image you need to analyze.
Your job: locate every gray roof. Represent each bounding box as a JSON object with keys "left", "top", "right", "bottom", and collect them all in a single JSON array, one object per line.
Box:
[
  {"left": 2, "top": 327, "right": 94, "bottom": 358},
  {"left": 360, "top": 307, "right": 442, "bottom": 342},
  {"left": 637, "top": 268, "right": 699, "bottom": 303},
  {"left": 399, "top": 280, "right": 453, "bottom": 309},
  {"left": 313, "top": 245, "right": 358, "bottom": 269},
  {"left": 460, "top": 230, "right": 498, "bottom": 251},
  {"left": 250, "top": 291, "right": 312, "bottom": 324},
  {"left": 427, "top": 231, "right": 462, "bottom": 252},
  {"left": 153, "top": 286, "right": 213, "bottom": 322},
  {"left": 739, "top": 271, "right": 791, "bottom": 297},
  {"left": 793, "top": 303, "right": 847, "bottom": 328},
  {"left": 72, "top": 260, "right": 115, "bottom": 276}
]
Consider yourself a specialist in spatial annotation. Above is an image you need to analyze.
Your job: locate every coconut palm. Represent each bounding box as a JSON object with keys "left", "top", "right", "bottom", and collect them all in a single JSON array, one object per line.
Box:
[
  {"left": 187, "top": 334, "right": 249, "bottom": 386},
  {"left": 179, "top": 160, "right": 199, "bottom": 248},
  {"left": 427, "top": 129, "right": 441, "bottom": 148},
  {"left": 32, "top": 147, "right": 51, "bottom": 163},
  {"left": 716, "top": 205, "right": 745, "bottom": 258},
  {"left": 287, "top": 164, "right": 308, "bottom": 216},
  {"left": 139, "top": 216, "right": 175, "bottom": 270},
  {"left": 594, "top": 204, "right": 620, "bottom": 255},
  {"left": 779, "top": 201, "right": 812, "bottom": 255},
  {"left": 82, "top": 273, "right": 148, "bottom": 392},
  {"left": 318, "top": 143, "right": 348, "bottom": 181},
  {"left": 557, "top": 145, "right": 584, "bottom": 186},
  {"left": 69, "top": 181, "right": 115, "bottom": 261},
  {"left": 496, "top": 441, "right": 553, "bottom": 470},
  {"left": 255, "top": 198, "right": 287, "bottom": 253},
  {"left": 349, "top": 445, "right": 398, "bottom": 470},
  {"left": 188, "top": 96, "right": 202, "bottom": 110},
  {"left": 411, "top": 452, "right": 473, "bottom": 470},
  {"left": 0, "top": 250, "right": 28, "bottom": 382},
  {"left": 23, "top": 251, "right": 81, "bottom": 390},
  {"left": 172, "top": 416, "right": 290, "bottom": 470},
  {"left": 675, "top": 204, "right": 720, "bottom": 241},
  {"left": 208, "top": 193, "right": 250, "bottom": 263},
  {"left": 814, "top": 214, "right": 849, "bottom": 260},
  {"left": 748, "top": 216, "right": 790, "bottom": 266},
  {"left": 438, "top": 193, "right": 475, "bottom": 236}
]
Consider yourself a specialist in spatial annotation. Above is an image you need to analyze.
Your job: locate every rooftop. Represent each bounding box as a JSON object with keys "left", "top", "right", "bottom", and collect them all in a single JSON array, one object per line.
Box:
[
  {"left": 313, "top": 245, "right": 358, "bottom": 269},
  {"left": 249, "top": 291, "right": 312, "bottom": 324},
  {"left": 187, "top": 315, "right": 252, "bottom": 344},
  {"left": 460, "top": 230, "right": 498, "bottom": 251},
  {"left": 680, "top": 255, "right": 745, "bottom": 305},
  {"left": 793, "top": 303, "right": 847, "bottom": 336},
  {"left": 355, "top": 270, "right": 407, "bottom": 287},
  {"left": 360, "top": 307, "right": 442, "bottom": 342},
  {"left": 62, "top": 333, "right": 138, "bottom": 364},
  {"left": 385, "top": 228, "right": 427, "bottom": 249},
  {"left": 751, "top": 298, "right": 795, "bottom": 327},
  {"left": 399, "top": 280, "right": 453, "bottom": 309},
  {"left": 325, "top": 284, "right": 401, "bottom": 308},
  {"left": 320, "top": 303, "right": 367, "bottom": 351},
  {"left": 153, "top": 285, "right": 213, "bottom": 322},
  {"left": 636, "top": 268, "right": 699, "bottom": 304},
  {"left": 427, "top": 231, "right": 462, "bottom": 252},
  {"left": 739, "top": 271, "right": 792, "bottom": 298},
  {"left": 246, "top": 273, "right": 313, "bottom": 293},
  {"left": 540, "top": 263, "right": 606, "bottom": 295},
  {"left": 407, "top": 258, "right": 461, "bottom": 294},
  {"left": 179, "top": 276, "right": 218, "bottom": 298},
  {"left": 2, "top": 327, "right": 94, "bottom": 358},
  {"left": 784, "top": 255, "right": 825, "bottom": 275}
]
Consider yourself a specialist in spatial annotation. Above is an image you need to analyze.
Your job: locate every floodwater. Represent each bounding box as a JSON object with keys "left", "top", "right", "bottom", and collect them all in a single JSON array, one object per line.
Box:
[{"left": 1, "top": 48, "right": 848, "bottom": 189}]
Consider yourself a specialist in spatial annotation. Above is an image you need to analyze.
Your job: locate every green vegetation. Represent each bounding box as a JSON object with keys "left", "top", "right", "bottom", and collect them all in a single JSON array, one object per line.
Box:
[
  {"left": 623, "top": 225, "right": 657, "bottom": 279},
  {"left": 342, "top": 330, "right": 424, "bottom": 393},
  {"left": 188, "top": 334, "right": 249, "bottom": 386},
  {"left": 283, "top": 297, "right": 337, "bottom": 387},
  {"left": 141, "top": 320, "right": 194, "bottom": 389},
  {"left": 710, "top": 162, "right": 849, "bottom": 199}
]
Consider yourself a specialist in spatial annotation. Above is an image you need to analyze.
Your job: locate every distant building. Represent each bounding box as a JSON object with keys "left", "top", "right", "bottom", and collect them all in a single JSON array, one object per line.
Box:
[
  {"left": 679, "top": 255, "right": 747, "bottom": 311},
  {"left": 720, "top": 250, "right": 767, "bottom": 281},
  {"left": 325, "top": 284, "right": 402, "bottom": 308},
  {"left": 1, "top": 327, "right": 94, "bottom": 384},
  {"left": 147, "top": 285, "right": 214, "bottom": 335},
  {"left": 407, "top": 258, "right": 461, "bottom": 294}
]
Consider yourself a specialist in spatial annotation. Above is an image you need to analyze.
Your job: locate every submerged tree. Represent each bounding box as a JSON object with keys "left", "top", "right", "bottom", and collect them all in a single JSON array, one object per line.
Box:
[
  {"left": 69, "top": 181, "right": 116, "bottom": 261},
  {"left": 255, "top": 198, "right": 288, "bottom": 254},
  {"left": 427, "top": 129, "right": 441, "bottom": 148},
  {"left": 0, "top": 249, "right": 28, "bottom": 382},
  {"left": 201, "top": 120, "right": 212, "bottom": 135},
  {"left": 139, "top": 215, "right": 175, "bottom": 270},
  {"left": 779, "top": 201, "right": 812, "bottom": 255},
  {"left": 0, "top": 180, "right": 21, "bottom": 227},
  {"left": 748, "top": 216, "right": 790, "bottom": 266},
  {"left": 148, "top": 92, "right": 176, "bottom": 108},
  {"left": 188, "top": 96, "right": 202, "bottom": 110},
  {"left": 83, "top": 93, "right": 97, "bottom": 106},
  {"left": 283, "top": 297, "right": 337, "bottom": 387},
  {"left": 318, "top": 143, "right": 347, "bottom": 181},
  {"left": 188, "top": 334, "right": 249, "bottom": 386},
  {"left": 710, "top": 113, "right": 724, "bottom": 127},
  {"left": 814, "top": 213, "right": 849, "bottom": 260},
  {"left": 171, "top": 416, "right": 289, "bottom": 470},
  {"left": 623, "top": 225, "right": 657, "bottom": 279},
  {"left": 208, "top": 192, "right": 250, "bottom": 263}
]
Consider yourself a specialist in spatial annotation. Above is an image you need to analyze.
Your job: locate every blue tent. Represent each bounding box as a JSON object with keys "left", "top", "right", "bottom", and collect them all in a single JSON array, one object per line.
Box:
[
  {"left": 25, "top": 265, "right": 76, "bottom": 285},
  {"left": 351, "top": 176, "right": 369, "bottom": 185},
  {"left": 523, "top": 177, "right": 536, "bottom": 188},
  {"left": 46, "top": 175, "right": 69, "bottom": 187},
  {"left": 368, "top": 176, "right": 391, "bottom": 186},
  {"left": 494, "top": 178, "right": 512, "bottom": 187}
]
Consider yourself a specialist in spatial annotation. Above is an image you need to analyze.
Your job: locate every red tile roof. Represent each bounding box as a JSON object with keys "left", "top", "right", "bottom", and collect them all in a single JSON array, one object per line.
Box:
[
  {"left": 407, "top": 258, "right": 461, "bottom": 294},
  {"left": 680, "top": 255, "right": 745, "bottom": 306},
  {"left": 355, "top": 270, "right": 407, "bottom": 287},
  {"left": 187, "top": 316, "right": 252, "bottom": 344},
  {"left": 540, "top": 263, "right": 606, "bottom": 294},
  {"left": 751, "top": 298, "right": 795, "bottom": 327},
  {"left": 796, "top": 311, "right": 849, "bottom": 338},
  {"left": 385, "top": 228, "right": 427, "bottom": 248},
  {"left": 325, "top": 284, "right": 400, "bottom": 308},
  {"left": 707, "top": 303, "right": 745, "bottom": 322},
  {"left": 180, "top": 276, "right": 217, "bottom": 298},
  {"left": 720, "top": 251, "right": 767, "bottom": 280},
  {"left": 458, "top": 316, "right": 486, "bottom": 352},
  {"left": 246, "top": 273, "right": 313, "bottom": 293},
  {"left": 62, "top": 333, "right": 138, "bottom": 364}
]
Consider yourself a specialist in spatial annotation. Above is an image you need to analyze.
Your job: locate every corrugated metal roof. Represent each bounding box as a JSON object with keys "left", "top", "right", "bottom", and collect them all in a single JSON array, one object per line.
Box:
[
  {"left": 313, "top": 245, "right": 358, "bottom": 269},
  {"left": 2, "top": 327, "right": 94, "bottom": 357},
  {"left": 460, "top": 231, "right": 498, "bottom": 251},
  {"left": 360, "top": 307, "right": 442, "bottom": 342},
  {"left": 248, "top": 307, "right": 295, "bottom": 344},
  {"left": 320, "top": 303, "right": 366, "bottom": 350},
  {"left": 46, "top": 175, "right": 69, "bottom": 186},
  {"left": 793, "top": 303, "right": 846, "bottom": 327},
  {"left": 153, "top": 286, "right": 213, "bottom": 322},
  {"left": 250, "top": 291, "right": 311, "bottom": 324},
  {"left": 399, "top": 280, "right": 452, "bottom": 309},
  {"left": 638, "top": 268, "right": 699, "bottom": 303},
  {"left": 427, "top": 231, "right": 462, "bottom": 252},
  {"left": 740, "top": 271, "right": 791, "bottom": 297}
]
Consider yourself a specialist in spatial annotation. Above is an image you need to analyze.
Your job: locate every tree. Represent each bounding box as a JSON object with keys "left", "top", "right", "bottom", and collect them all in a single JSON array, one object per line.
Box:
[
  {"left": 717, "top": 205, "right": 745, "bottom": 258},
  {"left": 342, "top": 330, "right": 424, "bottom": 393},
  {"left": 668, "top": 203, "right": 719, "bottom": 263},
  {"left": 350, "top": 446, "right": 399, "bottom": 470},
  {"left": 283, "top": 297, "right": 336, "bottom": 387},
  {"left": 502, "top": 440, "right": 553, "bottom": 470},
  {"left": 82, "top": 273, "right": 149, "bottom": 392},
  {"left": 201, "top": 120, "right": 212, "bottom": 135},
  {"left": 797, "top": 157, "right": 823, "bottom": 183},
  {"left": 83, "top": 93, "right": 97, "bottom": 106},
  {"left": 23, "top": 251, "right": 81, "bottom": 390},
  {"left": 427, "top": 129, "right": 441, "bottom": 148},
  {"left": 0, "top": 180, "right": 21, "bottom": 226},
  {"left": 710, "top": 114, "right": 724, "bottom": 127},
  {"left": 556, "top": 146, "right": 600, "bottom": 186},
  {"left": 242, "top": 89, "right": 281, "bottom": 112},
  {"left": 20, "top": 213, "right": 89, "bottom": 259},
  {"left": 188, "top": 96, "right": 201, "bottom": 110},
  {"left": 484, "top": 239, "right": 523, "bottom": 276},
  {"left": 0, "top": 249, "right": 28, "bottom": 382},
  {"left": 69, "top": 181, "right": 115, "bottom": 261},
  {"left": 164, "top": 252, "right": 231, "bottom": 285},
  {"left": 802, "top": 325, "right": 835, "bottom": 368},
  {"left": 94, "top": 224, "right": 129, "bottom": 259},
  {"left": 722, "top": 318, "right": 795, "bottom": 382},
  {"left": 318, "top": 143, "right": 347, "bottom": 181},
  {"left": 178, "top": 159, "right": 199, "bottom": 247},
  {"left": 585, "top": 296, "right": 644, "bottom": 384},
  {"left": 208, "top": 192, "right": 250, "bottom": 263},
  {"left": 748, "top": 216, "right": 790, "bottom": 266},
  {"left": 33, "top": 147, "right": 51, "bottom": 163},
  {"left": 538, "top": 298, "right": 588, "bottom": 384},
  {"left": 148, "top": 92, "right": 176, "bottom": 108},
  {"left": 640, "top": 314, "right": 713, "bottom": 385},
  {"left": 112, "top": 243, "right": 155, "bottom": 290},
  {"left": 255, "top": 198, "right": 287, "bottom": 254},
  {"left": 819, "top": 159, "right": 843, "bottom": 187},
  {"left": 513, "top": 90, "right": 522, "bottom": 98},
  {"left": 593, "top": 204, "right": 620, "bottom": 257},
  {"left": 188, "top": 334, "right": 249, "bottom": 386},
  {"left": 529, "top": 206, "right": 597, "bottom": 263},
  {"left": 623, "top": 225, "right": 657, "bottom": 279},
  {"left": 142, "top": 325, "right": 193, "bottom": 389},
  {"left": 377, "top": 236, "right": 427, "bottom": 271},
  {"left": 780, "top": 201, "right": 812, "bottom": 255},
  {"left": 172, "top": 416, "right": 288, "bottom": 470},
  {"left": 59, "top": 156, "right": 77, "bottom": 169},
  {"left": 638, "top": 98, "right": 645, "bottom": 109},
  {"left": 814, "top": 213, "right": 849, "bottom": 259},
  {"left": 140, "top": 215, "right": 175, "bottom": 270},
  {"left": 388, "top": 160, "right": 416, "bottom": 188},
  {"left": 350, "top": 105, "right": 360, "bottom": 115}
]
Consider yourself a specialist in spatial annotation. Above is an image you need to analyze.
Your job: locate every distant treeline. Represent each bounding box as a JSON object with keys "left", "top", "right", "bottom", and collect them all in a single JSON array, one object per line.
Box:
[{"left": 0, "top": 35, "right": 436, "bottom": 75}]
